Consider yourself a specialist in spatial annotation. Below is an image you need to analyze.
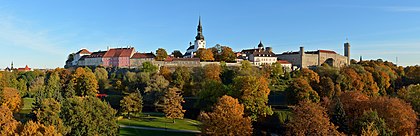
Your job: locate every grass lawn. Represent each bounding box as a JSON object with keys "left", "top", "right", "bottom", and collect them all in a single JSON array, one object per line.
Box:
[
  {"left": 20, "top": 98, "right": 35, "bottom": 114},
  {"left": 118, "top": 112, "right": 201, "bottom": 131},
  {"left": 119, "top": 127, "right": 195, "bottom": 136}
]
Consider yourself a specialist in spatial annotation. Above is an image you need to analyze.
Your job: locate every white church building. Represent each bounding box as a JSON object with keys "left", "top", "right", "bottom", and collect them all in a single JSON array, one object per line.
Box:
[{"left": 184, "top": 17, "right": 206, "bottom": 58}]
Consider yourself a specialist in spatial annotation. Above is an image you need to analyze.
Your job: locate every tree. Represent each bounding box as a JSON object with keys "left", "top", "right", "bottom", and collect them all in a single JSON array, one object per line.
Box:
[
  {"left": 94, "top": 67, "right": 108, "bottom": 92},
  {"left": 155, "top": 48, "right": 168, "bottom": 61},
  {"left": 199, "top": 95, "right": 252, "bottom": 136},
  {"left": 33, "top": 98, "right": 68, "bottom": 135},
  {"left": 62, "top": 97, "right": 118, "bottom": 136},
  {"left": 195, "top": 80, "right": 227, "bottom": 111},
  {"left": 141, "top": 61, "right": 158, "bottom": 73},
  {"left": 45, "top": 71, "right": 62, "bottom": 100},
  {"left": 232, "top": 76, "right": 273, "bottom": 121},
  {"left": 331, "top": 97, "right": 349, "bottom": 134},
  {"left": 172, "top": 66, "right": 191, "bottom": 89},
  {"left": 159, "top": 66, "right": 172, "bottom": 81},
  {"left": 0, "top": 87, "right": 22, "bottom": 113},
  {"left": 287, "top": 77, "right": 320, "bottom": 104},
  {"left": 271, "top": 62, "right": 284, "bottom": 77},
  {"left": 197, "top": 48, "right": 214, "bottom": 61},
  {"left": 0, "top": 105, "right": 20, "bottom": 136},
  {"left": 398, "top": 84, "right": 420, "bottom": 114},
  {"left": 163, "top": 87, "right": 185, "bottom": 123},
  {"left": 211, "top": 44, "right": 222, "bottom": 61},
  {"left": 203, "top": 64, "right": 221, "bottom": 82},
  {"left": 172, "top": 50, "right": 183, "bottom": 58},
  {"left": 355, "top": 110, "right": 393, "bottom": 136},
  {"left": 72, "top": 67, "right": 98, "bottom": 97},
  {"left": 220, "top": 46, "right": 236, "bottom": 62},
  {"left": 29, "top": 77, "right": 45, "bottom": 97},
  {"left": 286, "top": 101, "right": 341, "bottom": 136},
  {"left": 144, "top": 74, "right": 169, "bottom": 108},
  {"left": 20, "top": 121, "right": 61, "bottom": 136},
  {"left": 120, "top": 92, "right": 143, "bottom": 119}
]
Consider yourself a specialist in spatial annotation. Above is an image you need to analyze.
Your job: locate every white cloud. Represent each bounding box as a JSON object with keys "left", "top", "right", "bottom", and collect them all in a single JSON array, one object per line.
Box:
[{"left": 385, "top": 6, "right": 420, "bottom": 12}]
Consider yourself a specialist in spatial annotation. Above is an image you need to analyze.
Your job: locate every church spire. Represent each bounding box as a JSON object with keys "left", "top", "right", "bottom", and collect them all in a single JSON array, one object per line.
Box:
[{"left": 195, "top": 16, "right": 204, "bottom": 40}]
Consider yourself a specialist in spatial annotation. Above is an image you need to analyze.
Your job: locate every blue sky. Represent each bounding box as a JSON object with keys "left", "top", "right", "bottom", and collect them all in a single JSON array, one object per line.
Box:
[{"left": 0, "top": 0, "right": 420, "bottom": 68}]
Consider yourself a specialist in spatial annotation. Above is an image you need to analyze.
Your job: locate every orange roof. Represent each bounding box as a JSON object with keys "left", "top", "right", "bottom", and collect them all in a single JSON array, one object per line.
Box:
[
  {"left": 76, "top": 49, "right": 91, "bottom": 54},
  {"left": 103, "top": 48, "right": 134, "bottom": 58},
  {"left": 277, "top": 60, "right": 291, "bottom": 64}
]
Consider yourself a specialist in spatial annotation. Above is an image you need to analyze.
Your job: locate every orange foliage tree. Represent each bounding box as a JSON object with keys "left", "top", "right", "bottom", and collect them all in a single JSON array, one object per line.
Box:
[
  {"left": 0, "top": 105, "right": 20, "bottom": 136},
  {"left": 20, "top": 121, "right": 61, "bottom": 136},
  {"left": 197, "top": 48, "right": 214, "bottom": 61},
  {"left": 286, "top": 101, "right": 342, "bottom": 135},
  {"left": 199, "top": 95, "right": 252, "bottom": 136},
  {"left": 203, "top": 64, "right": 221, "bottom": 82}
]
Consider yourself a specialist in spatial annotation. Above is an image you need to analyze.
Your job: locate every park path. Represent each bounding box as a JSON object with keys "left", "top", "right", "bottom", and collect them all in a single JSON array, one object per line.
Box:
[{"left": 119, "top": 125, "right": 201, "bottom": 133}]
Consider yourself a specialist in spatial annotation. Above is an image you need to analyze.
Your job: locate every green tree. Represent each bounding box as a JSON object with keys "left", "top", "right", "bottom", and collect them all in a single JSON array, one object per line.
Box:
[
  {"left": 331, "top": 97, "right": 348, "bottom": 134},
  {"left": 155, "top": 48, "right": 168, "bottom": 61},
  {"left": 163, "top": 87, "right": 185, "bottom": 123},
  {"left": 120, "top": 92, "right": 143, "bottom": 119},
  {"left": 172, "top": 66, "right": 191, "bottom": 89},
  {"left": 62, "top": 96, "right": 118, "bottom": 136},
  {"left": 141, "top": 61, "right": 158, "bottom": 73},
  {"left": 287, "top": 77, "right": 320, "bottom": 104},
  {"left": 195, "top": 80, "right": 227, "bottom": 111},
  {"left": 144, "top": 74, "right": 169, "bottom": 108},
  {"left": 45, "top": 71, "right": 62, "bottom": 101},
  {"left": 172, "top": 50, "right": 183, "bottom": 58},
  {"left": 355, "top": 110, "right": 393, "bottom": 136},
  {"left": 94, "top": 67, "right": 108, "bottom": 92}
]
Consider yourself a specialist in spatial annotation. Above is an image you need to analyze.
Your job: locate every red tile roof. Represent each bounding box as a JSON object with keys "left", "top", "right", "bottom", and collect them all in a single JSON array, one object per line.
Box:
[
  {"left": 131, "top": 52, "right": 155, "bottom": 59},
  {"left": 103, "top": 48, "right": 134, "bottom": 58},
  {"left": 76, "top": 49, "right": 91, "bottom": 54},
  {"left": 277, "top": 60, "right": 291, "bottom": 64}
]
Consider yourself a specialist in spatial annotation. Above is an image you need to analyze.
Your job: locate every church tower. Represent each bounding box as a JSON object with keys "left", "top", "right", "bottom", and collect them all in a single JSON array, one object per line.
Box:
[{"left": 194, "top": 16, "right": 206, "bottom": 50}]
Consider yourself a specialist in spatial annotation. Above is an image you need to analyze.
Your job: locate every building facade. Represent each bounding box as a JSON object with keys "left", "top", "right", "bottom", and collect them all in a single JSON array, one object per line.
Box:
[
  {"left": 277, "top": 41, "right": 350, "bottom": 69},
  {"left": 240, "top": 41, "right": 278, "bottom": 66},
  {"left": 102, "top": 47, "right": 135, "bottom": 68},
  {"left": 130, "top": 52, "right": 156, "bottom": 67}
]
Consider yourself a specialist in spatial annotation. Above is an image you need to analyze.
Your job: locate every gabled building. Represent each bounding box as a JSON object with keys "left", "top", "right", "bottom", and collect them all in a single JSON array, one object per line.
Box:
[
  {"left": 78, "top": 51, "right": 107, "bottom": 66},
  {"left": 102, "top": 47, "right": 135, "bottom": 68},
  {"left": 130, "top": 52, "right": 156, "bottom": 67},
  {"left": 184, "top": 17, "right": 206, "bottom": 58}
]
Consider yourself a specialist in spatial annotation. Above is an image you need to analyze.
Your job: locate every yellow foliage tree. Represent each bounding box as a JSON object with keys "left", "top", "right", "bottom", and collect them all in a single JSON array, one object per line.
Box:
[
  {"left": 0, "top": 105, "right": 20, "bottom": 136},
  {"left": 163, "top": 87, "right": 185, "bottom": 123},
  {"left": 1, "top": 87, "right": 22, "bottom": 113},
  {"left": 20, "top": 121, "right": 61, "bottom": 136}
]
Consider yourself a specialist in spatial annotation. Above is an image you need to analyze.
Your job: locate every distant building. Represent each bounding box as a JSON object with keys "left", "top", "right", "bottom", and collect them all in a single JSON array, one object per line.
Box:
[
  {"left": 72, "top": 49, "right": 92, "bottom": 66},
  {"left": 130, "top": 52, "right": 156, "bottom": 67},
  {"left": 17, "top": 65, "right": 31, "bottom": 72},
  {"left": 184, "top": 16, "right": 206, "bottom": 58},
  {"left": 277, "top": 41, "right": 350, "bottom": 69},
  {"left": 239, "top": 41, "right": 278, "bottom": 66},
  {"left": 277, "top": 60, "right": 292, "bottom": 72},
  {"left": 4, "top": 62, "right": 31, "bottom": 72},
  {"left": 102, "top": 47, "right": 135, "bottom": 68}
]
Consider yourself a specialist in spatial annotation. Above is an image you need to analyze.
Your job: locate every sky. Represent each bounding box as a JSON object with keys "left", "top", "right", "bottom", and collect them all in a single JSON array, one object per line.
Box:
[{"left": 0, "top": 0, "right": 420, "bottom": 68}]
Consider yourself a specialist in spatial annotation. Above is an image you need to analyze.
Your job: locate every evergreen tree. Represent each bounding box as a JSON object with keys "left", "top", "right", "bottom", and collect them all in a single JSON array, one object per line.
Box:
[{"left": 331, "top": 97, "right": 349, "bottom": 134}]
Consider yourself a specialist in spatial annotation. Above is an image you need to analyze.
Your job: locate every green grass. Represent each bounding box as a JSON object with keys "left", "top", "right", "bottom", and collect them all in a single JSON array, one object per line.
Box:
[
  {"left": 20, "top": 98, "right": 35, "bottom": 114},
  {"left": 118, "top": 113, "right": 201, "bottom": 131},
  {"left": 119, "top": 127, "right": 196, "bottom": 136}
]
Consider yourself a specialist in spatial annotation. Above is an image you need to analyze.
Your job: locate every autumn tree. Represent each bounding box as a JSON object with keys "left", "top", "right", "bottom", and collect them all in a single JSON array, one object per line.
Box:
[
  {"left": 72, "top": 67, "right": 98, "bottom": 97},
  {"left": 155, "top": 48, "right": 168, "bottom": 61},
  {"left": 0, "top": 87, "right": 22, "bottom": 113},
  {"left": 203, "top": 64, "right": 221, "bottom": 82},
  {"left": 0, "top": 105, "right": 20, "bottom": 136},
  {"left": 197, "top": 48, "right": 214, "bottom": 61},
  {"left": 163, "top": 87, "right": 185, "bottom": 123},
  {"left": 199, "top": 95, "right": 252, "bottom": 136},
  {"left": 33, "top": 98, "right": 68, "bottom": 135},
  {"left": 172, "top": 50, "right": 183, "bottom": 58},
  {"left": 286, "top": 101, "right": 342, "bottom": 135},
  {"left": 220, "top": 46, "right": 236, "bottom": 62},
  {"left": 20, "top": 121, "right": 61, "bottom": 136},
  {"left": 287, "top": 77, "right": 320, "bottom": 104},
  {"left": 120, "top": 92, "right": 143, "bottom": 119},
  {"left": 61, "top": 97, "right": 118, "bottom": 136},
  {"left": 159, "top": 66, "right": 172, "bottom": 81},
  {"left": 232, "top": 76, "right": 273, "bottom": 120}
]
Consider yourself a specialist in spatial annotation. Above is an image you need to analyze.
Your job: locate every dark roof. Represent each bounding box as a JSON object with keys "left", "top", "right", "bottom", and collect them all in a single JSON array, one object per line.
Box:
[
  {"left": 183, "top": 52, "right": 192, "bottom": 57},
  {"left": 252, "top": 50, "right": 276, "bottom": 57},
  {"left": 79, "top": 55, "right": 88, "bottom": 60},
  {"left": 277, "top": 60, "right": 291, "bottom": 64},
  {"left": 103, "top": 48, "right": 134, "bottom": 58},
  {"left": 258, "top": 41, "right": 264, "bottom": 48},
  {"left": 131, "top": 52, "right": 155, "bottom": 59},
  {"left": 76, "top": 49, "right": 91, "bottom": 54},
  {"left": 86, "top": 51, "right": 106, "bottom": 58},
  {"left": 187, "top": 45, "right": 194, "bottom": 50},
  {"left": 318, "top": 50, "right": 337, "bottom": 54}
]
